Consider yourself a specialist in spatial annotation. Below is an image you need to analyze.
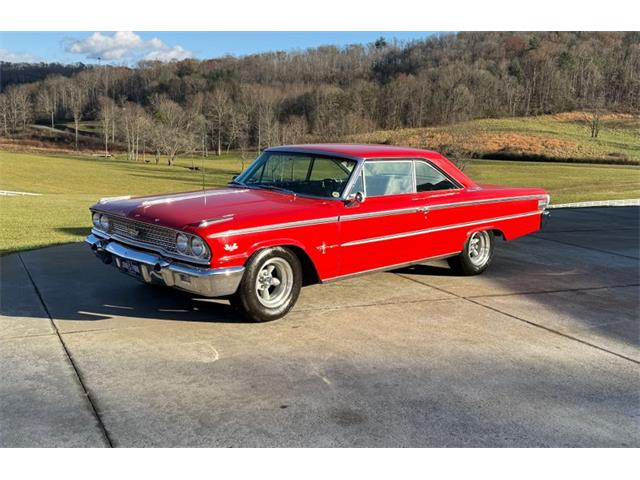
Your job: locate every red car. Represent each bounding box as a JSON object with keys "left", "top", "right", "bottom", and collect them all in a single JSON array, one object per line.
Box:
[{"left": 86, "top": 144, "right": 550, "bottom": 321}]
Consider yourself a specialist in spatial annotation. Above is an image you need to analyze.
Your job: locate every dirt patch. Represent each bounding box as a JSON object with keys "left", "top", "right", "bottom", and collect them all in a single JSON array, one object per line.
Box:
[
  {"left": 353, "top": 130, "right": 579, "bottom": 157},
  {"left": 551, "top": 112, "right": 639, "bottom": 122},
  {"left": 471, "top": 133, "right": 578, "bottom": 156}
]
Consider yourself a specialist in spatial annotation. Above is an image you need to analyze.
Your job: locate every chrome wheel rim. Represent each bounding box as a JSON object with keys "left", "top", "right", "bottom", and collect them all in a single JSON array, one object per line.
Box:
[
  {"left": 468, "top": 231, "right": 491, "bottom": 267},
  {"left": 255, "top": 257, "right": 294, "bottom": 308}
]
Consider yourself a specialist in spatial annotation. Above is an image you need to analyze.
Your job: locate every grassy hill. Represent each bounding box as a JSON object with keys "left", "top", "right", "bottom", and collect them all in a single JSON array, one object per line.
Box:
[{"left": 349, "top": 112, "right": 640, "bottom": 164}]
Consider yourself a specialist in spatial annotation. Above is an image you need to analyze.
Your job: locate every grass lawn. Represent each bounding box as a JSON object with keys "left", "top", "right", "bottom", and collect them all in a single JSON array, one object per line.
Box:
[
  {"left": 465, "top": 160, "right": 640, "bottom": 203},
  {"left": 1, "top": 150, "right": 639, "bottom": 255},
  {"left": 0, "top": 151, "right": 250, "bottom": 255}
]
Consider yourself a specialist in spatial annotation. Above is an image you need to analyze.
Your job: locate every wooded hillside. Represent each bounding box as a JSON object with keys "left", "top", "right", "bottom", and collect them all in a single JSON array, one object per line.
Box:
[{"left": 1, "top": 32, "right": 638, "bottom": 158}]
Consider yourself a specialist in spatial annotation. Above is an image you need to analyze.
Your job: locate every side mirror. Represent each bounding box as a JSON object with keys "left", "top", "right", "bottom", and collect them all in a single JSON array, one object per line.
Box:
[
  {"left": 346, "top": 191, "right": 366, "bottom": 206},
  {"left": 231, "top": 174, "right": 239, "bottom": 181}
]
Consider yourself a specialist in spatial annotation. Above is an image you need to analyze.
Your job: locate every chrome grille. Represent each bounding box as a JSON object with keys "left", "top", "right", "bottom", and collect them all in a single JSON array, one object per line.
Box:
[{"left": 107, "top": 215, "right": 178, "bottom": 254}]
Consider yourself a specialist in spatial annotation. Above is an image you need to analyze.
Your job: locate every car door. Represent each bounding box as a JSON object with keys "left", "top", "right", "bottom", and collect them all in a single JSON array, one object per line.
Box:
[
  {"left": 407, "top": 159, "right": 468, "bottom": 259},
  {"left": 337, "top": 159, "right": 430, "bottom": 276}
]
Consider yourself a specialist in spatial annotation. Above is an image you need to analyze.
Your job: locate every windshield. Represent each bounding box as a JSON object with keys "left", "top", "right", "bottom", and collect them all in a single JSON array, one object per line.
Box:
[{"left": 235, "top": 152, "right": 357, "bottom": 199}]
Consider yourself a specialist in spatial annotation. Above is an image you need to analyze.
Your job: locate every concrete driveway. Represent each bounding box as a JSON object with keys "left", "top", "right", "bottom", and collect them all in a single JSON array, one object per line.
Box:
[{"left": 1, "top": 207, "right": 638, "bottom": 447}]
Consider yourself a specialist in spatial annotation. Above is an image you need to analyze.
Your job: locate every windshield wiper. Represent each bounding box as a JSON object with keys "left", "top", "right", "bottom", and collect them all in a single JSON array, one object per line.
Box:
[{"left": 228, "top": 179, "right": 246, "bottom": 187}]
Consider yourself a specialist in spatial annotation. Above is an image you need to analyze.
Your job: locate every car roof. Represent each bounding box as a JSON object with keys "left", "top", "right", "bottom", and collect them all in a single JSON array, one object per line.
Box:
[{"left": 266, "top": 143, "right": 442, "bottom": 160}]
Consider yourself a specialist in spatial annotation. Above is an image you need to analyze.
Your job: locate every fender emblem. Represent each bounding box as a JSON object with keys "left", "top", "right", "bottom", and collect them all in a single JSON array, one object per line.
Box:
[{"left": 224, "top": 243, "right": 238, "bottom": 252}]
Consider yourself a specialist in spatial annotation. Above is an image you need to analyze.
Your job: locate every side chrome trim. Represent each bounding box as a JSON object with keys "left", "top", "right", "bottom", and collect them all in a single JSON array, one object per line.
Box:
[
  {"left": 207, "top": 216, "right": 340, "bottom": 239},
  {"left": 322, "top": 251, "right": 461, "bottom": 283},
  {"left": 339, "top": 194, "right": 547, "bottom": 222},
  {"left": 205, "top": 195, "right": 546, "bottom": 239},
  {"left": 341, "top": 210, "right": 542, "bottom": 247},
  {"left": 341, "top": 207, "right": 422, "bottom": 222},
  {"left": 427, "top": 194, "right": 547, "bottom": 211}
]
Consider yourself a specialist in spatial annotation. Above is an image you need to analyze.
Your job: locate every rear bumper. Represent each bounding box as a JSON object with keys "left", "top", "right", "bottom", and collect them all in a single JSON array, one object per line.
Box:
[
  {"left": 85, "top": 234, "right": 244, "bottom": 297},
  {"left": 541, "top": 210, "right": 550, "bottom": 229}
]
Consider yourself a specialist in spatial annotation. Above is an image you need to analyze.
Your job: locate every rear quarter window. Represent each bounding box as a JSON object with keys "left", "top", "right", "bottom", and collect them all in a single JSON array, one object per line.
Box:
[{"left": 415, "top": 161, "right": 458, "bottom": 191}]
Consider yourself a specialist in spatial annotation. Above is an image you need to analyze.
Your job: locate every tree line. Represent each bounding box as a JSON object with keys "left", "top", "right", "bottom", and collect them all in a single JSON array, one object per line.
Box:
[{"left": 1, "top": 31, "right": 638, "bottom": 162}]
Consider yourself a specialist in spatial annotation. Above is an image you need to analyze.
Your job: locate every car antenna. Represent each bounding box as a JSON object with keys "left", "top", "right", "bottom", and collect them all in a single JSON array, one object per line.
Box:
[{"left": 202, "top": 153, "right": 206, "bottom": 205}]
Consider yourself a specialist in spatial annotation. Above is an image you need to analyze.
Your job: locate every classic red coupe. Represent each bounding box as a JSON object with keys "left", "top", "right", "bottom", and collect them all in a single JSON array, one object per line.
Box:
[{"left": 86, "top": 144, "right": 549, "bottom": 321}]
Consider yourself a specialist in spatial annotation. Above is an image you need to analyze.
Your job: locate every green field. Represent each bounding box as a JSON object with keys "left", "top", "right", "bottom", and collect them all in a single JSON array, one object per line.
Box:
[{"left": 0, "top": 150, "right": 639, "bottom": 255}]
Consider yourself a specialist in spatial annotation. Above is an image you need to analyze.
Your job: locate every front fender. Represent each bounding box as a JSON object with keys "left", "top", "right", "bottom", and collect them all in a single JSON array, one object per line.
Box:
[{"left": 211, "top": 236, "right": 313, "bottom": 267}]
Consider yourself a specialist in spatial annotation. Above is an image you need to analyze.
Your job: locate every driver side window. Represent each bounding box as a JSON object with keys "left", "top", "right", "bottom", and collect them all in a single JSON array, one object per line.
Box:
[{"left": 364, "top": 161, "right": 413, "bottom": 197}]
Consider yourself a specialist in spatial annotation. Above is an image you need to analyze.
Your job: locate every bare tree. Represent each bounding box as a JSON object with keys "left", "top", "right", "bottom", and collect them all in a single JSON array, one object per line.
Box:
[
  {"left": 585, "top": 109, "right": 602, "bottom": 138},
  {"left": 119, "top": 102, "right": 150, "bottom": 161},
  {"left": 65, "top": 80, "right": 87, "bottom": 150},
  {"left": 98, "top": 96, "right": 116, "bottom": 156},
  {"left": 191, "top": 113, "right": 207, "bottom": 169},
  {"left": 36, "top": 78, "right": 58, "bottom": 129},
  {"left": 151, "top": 96, "right": 198, "bottom": 165},
  {"left": 205, "top": 87, "right": 231, "bottom": 156},
  {"left": 226, "top": 102, "right": 249, "bottom": 154},
  {"left": 433, "top": 123, "right": 481, "bottom": 172},
  {"left": 582, "top": 98, "right": 605, "bottom": 139},
  {"left": 4, "top": 85, "right": 32, "bottom": 132},
  {"left": 0, "top": 94, "right": 8, "bottom": 136},
  {"left": 281, "top": 115, "right": 308, "bottom": 145}
]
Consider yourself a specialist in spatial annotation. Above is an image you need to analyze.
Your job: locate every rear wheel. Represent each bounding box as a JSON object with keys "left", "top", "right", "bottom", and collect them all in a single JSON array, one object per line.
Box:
[
  {"left": 231, "top": 247, "right": 302, "bottom": 322},
  {"left": 447, "top": 230, "right": 495, "bottom": 275}
]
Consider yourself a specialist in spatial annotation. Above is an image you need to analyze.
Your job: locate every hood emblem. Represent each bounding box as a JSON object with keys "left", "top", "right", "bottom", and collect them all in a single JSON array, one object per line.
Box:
[{"left": 224, "top": 243, "right": 238, "bottom": 252}]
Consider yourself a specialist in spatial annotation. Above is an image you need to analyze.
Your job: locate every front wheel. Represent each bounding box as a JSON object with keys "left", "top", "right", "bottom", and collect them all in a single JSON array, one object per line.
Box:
[
  {"left": 231, "top": 247, "right": 302, "bottom": 322},
  {"left": 447, "top": 230, "right": 495, "bottom": 275}
]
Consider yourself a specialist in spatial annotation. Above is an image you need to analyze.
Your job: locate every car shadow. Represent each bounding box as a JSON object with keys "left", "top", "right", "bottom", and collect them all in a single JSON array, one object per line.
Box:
[
  {"left": 56, "top": 227, "right": 92, "bottom": 236},
  {"left": 392, "top": 263, "right": 455, "bottom": 277}
]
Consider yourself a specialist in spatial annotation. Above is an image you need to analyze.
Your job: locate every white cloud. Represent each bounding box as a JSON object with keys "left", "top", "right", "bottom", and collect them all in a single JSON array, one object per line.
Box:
[
  {"left": 65, "top": 31, "right": 192, "bottom": 62},
  {"left": 0, "top": 48, "right": 38, "bottom": 63},
  {"left": 144, "top": 45, "right": 192, "bottom": 62}
]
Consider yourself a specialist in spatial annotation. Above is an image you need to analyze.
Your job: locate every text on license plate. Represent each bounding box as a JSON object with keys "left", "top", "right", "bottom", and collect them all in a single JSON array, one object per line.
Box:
[{"left": 120, "top": 259, "right": 141, "bottom": 277}]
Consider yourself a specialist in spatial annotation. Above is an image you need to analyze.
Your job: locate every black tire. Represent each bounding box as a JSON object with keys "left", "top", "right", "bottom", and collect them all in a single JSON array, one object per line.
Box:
[
  {"left": 447, "top": 230, "right": 495, "bottom": 276},
  {"left": 231, "top": 247, "right": 302, "bottom": 322}
]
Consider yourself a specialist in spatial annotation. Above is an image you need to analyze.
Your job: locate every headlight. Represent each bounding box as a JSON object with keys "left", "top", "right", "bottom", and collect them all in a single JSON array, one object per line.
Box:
[
  {"left": 99, "top": 214, "right": 110, "bottom": 231},
  {"left": 92, "top": 212, "right": 101, "bottom": 228},
  {"left": 176, "top": 233, "right": 189, "bottom": 254},
  {"left": 190, "top": 236, "right": 207, "bottom": 258}
]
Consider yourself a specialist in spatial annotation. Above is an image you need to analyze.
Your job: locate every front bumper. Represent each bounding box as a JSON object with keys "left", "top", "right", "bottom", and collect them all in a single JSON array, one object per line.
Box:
[{"left": 85, "top": 234, "right": 244, "bottom": 297}]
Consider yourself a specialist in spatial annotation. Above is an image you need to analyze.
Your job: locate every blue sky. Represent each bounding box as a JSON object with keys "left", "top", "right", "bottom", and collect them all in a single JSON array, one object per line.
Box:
[{"left": 0, "top": 31, "right": 443, "bottom": 64}]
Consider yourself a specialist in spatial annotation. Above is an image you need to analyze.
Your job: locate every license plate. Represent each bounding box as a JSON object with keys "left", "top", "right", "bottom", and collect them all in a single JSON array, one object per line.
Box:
[{"left": 119, "top": 259, "right": 141, "bottom": 278}]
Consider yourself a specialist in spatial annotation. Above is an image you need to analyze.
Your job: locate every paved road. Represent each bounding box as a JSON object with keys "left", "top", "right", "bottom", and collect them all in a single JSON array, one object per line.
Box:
[{"left": 1, "top": 207, "right": 638, "bottom": 447}]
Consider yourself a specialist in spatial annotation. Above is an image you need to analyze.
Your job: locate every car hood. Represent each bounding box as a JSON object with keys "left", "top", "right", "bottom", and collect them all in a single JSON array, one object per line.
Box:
[{"left": 92, "top": 187, "right": 339, "bottom": 233}]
